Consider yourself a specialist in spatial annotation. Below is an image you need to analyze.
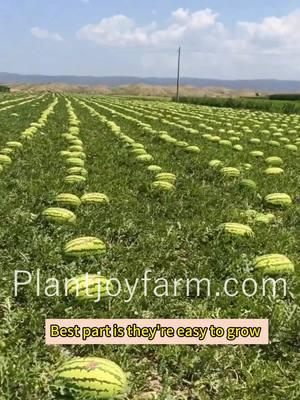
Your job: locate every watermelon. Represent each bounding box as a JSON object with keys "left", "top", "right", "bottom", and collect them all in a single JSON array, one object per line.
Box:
[
  {"left": 69, "top": 151, "right": 86, "bottom": 160},
  {"left": 254, "top": 213, "right": 276, "bottom": 224},
  {"left": 250, "top": 150, "right": 264, "bottom": 158},
  {"left": 264, "top": 193, "right": 292, "bottom": 207},
  {"left": 233, "top": 144, "right": 243, "bottom": 151},
  {"left": 67, "top": 274, "right": 113, "bottom": 300},
  {"left": 0, "top": 148, "right": 14, "bottom": 155},
  {"left": 209, "top": 159, "right": 223, "bottom": 169},
  {"left": 219, "top": 223, "right": 254, "bottom": 237},
  {"left": 69, "top": 145, "right": 84, "bottom": 152},
  {"left": 131, "top": 148, "right": 147, "bottom": 156},
  {"left": 241, "top": 163, "right": 252, "bottom": 171},
  {"left": 42, "top": 208, "right": 76, "bottom": 224},
  {"left": 55, "top": 193, "right": 81, "bottom": 208},
  {"left": 54, "top": 357, "right": 127, "bottom": 399},
  {"left": 147, "top": 165, "right": 162, "bottom": 172},
  {"left": 220, "top": 167, "right": 240, "bottom": 177},
  {"left": 81, "top": 193, "right": 110, "bottom": 204},
  {"left": 176, "top": 141, "right": 189, "bottom": 147},
  {"left": 64, "top": 175, "right": 86, "bottom": 184},
  {"left": 0, "top": 154, "right": 12, "bottom": 165},
  {"left": 6, "top": 141, "right": 23, "bottom": 149},
  {"left": 185, "top": 145, "right": 200, "bottom": 153},
  {"left": 155, "top": 173, "right": 176, "bottom": 183},
  {"left": 131, "top": 143, "right": 144, "bottom": 149},
  {"left": 285, "top": 144, "right": 297, "bottom": 152},
  {"left": 265, "top": 156, "right": 283, "bottom": 166},
  {"left": 240, "top": 179, "right": 257, "bottom": 190},
  {"left": 264, "top": 167, "right": 284, "bottom": 175},
  {"left": 253, "top": 254, "right": 294, "bottom": 274},
  {"left": 152, "top": 181, "right": 175, "bottom": 191},
  {"left": 67, "top": 167, "right": 88, "bottom": 176},
  {"left": 64, "top": 237, "right": 106, "bottom": 257},
  {"left": 249, "top": 138, "right": 261, "bottom": 144},
  {"left": 135, "top": 154, "right": 153, "bottom": 162},
  {"left": 208, "top": 136, "right": 221, "bottom": 143},
  {"left": 65, "top": 158, "right": 85, "bottom": 167},
  {"left": 267, "top": 140, "right": 280, "bottom": 147},
  {"left": 219, "top": 140, "right": 232, "bottom": 147}
]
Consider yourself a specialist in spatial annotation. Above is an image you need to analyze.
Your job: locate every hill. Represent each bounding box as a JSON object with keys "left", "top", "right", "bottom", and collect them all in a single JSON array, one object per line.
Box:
[
  {"left": 2, "top": 72, "right": 300, "bottom": 92},
  {"left": 9, "top": 82, "right": 258, "bottom": 98}
]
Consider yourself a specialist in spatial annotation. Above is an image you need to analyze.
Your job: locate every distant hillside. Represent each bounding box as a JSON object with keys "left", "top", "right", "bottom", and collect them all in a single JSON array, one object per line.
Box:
[
  {"left": 9, "top": 82, "right": 259, "bottom": 98},
  {"left": 2, "top": 72, "right": 300, "bottom": 92}
]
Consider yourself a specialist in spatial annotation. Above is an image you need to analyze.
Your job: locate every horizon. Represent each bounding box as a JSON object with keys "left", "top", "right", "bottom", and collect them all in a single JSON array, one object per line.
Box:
[{"left": 2, "top": 71, "right": 300, "bottom": 83}]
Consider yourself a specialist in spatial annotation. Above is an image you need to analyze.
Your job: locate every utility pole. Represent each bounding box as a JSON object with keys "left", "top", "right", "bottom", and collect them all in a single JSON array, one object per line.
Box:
[{"left": 176, "top": 46, "right": 181, "bottom": 102}]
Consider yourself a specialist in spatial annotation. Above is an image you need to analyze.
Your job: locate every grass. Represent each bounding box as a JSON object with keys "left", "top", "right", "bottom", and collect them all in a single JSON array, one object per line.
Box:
[
  {"left": 0, "top": 94, "right": 299, "bottom": 399},
  {"left": 176, "top": 96, "right": 300, "bottom": 114}
]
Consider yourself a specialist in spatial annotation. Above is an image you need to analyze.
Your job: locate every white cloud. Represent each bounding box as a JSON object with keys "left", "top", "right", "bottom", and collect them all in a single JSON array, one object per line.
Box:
[
  {"left": 75, "top": 8, "right": 300, "bottom": 79},
  {"left": 238, "top": 10, "right": 300, "bottom": 52},
  {"left": 77, "top": 8, "right": 221, "bottom": 47},
  {"left": 31, "top": 27, "right": 63, "bottom": 42}
]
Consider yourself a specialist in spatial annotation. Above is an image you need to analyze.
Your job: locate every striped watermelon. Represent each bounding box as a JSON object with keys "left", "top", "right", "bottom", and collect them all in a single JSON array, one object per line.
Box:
[
  {"left": 176, "top": 141, "right": 189, "bottom": 147},
  {"left": 155, "top": 173, "right": 176, "bottom": 183},
  {"left": 253, "top": 254, "right": 294, "bottom": 274},
  {"left": 254, "top": 213, "right": 276, "bottom": 224},
  {"left": 240, "top": 179, "right": 257, "bottom": 190},
  {"left": 233, "top": 144, "right": 243, "bottom": 152},
  {"left": 69, "top": 127, "right": 80, "bottom": 135},
  {"left": 42, "top": 208, "right": 76, "bottom": 224},
  {"left": 67, "top": 167, "right": 88, "bottom": 176},
  {"left": 250, "top": 150, "right": 264, "bottom": 158},
  {"left": 285, "top": 144, "right": 297, "bottom": 152},
  {"left": 131, "top": 143, "right": 144, "bottom": 149},
  {"left": 65, "top": 157, "right": 85, "bottom": 167},
  {"left": 209, "top": 160, "right": 223, "bottom": 169},
  {"left": 208, "top": 136, "right": 221, "bottom": 143},
  {"left": 147, "top": 165, "right": 162, "bottom": 172},
  {"left": 131, "top": 148, "right": 147, "bottom": 156},
  {"left": 219, "top": 140, "right": 232, "bottom": 147},
  {"left": 6, "top": 141, "right": 23, "bottom": 149},
  {"left": 81, "top": 193, "right": 110, "bottom": 204},
  {"left": 55, "top": 193, "right": 81, "bottom": 208},
  {"left": 220, "top": 167, "right": 240, "bottom": 177},
  {"left": 54, "top": 357, "right": 127, "bottom": 399},
  {"left": 267, "top": 140, "right": 280, "bottom": 147},
  {"left": 69, "top": 151, "right": 86, "bottom": 160},
  {"left": 264, "top": 167, "right": 284, "bottom": 175},
  {"left": 241, "top": 163, "right": 252, "bottom": 171},
  {"left": 185, "top": 145, "right": 200, "bottom": 153},
  {"left": 135, "top": 154, "right": 153, "bottom": 162},
  {"left": 64, "top": 237, "right": 106, "bottom": 257},
  {"left": 152, "top": 180, "right": 175, "bottom": 191},
  {"left": 69, "top": 145, "right": 84, "bottom": 152},
  {"left": 249, "top": 138, "right": 261, "bottom": 144},
  {"left": 67, "top": 274, "right": 113, "bottom": 300},
  {"left": 220, "top": 223, "right": 254, "bottom": 237},
  {"left": 0, "top": 148, "right": 14, "bottom": 155},
  {"left": 62, "top": 133, "right": 76, "bottom": 141},
  {"left": 0, "top": 154, "right": 12, "bottom": 165},
  {"left": 64, "top": 175, "right": 86, "bottom": 184},
  {"left": 264, "top": 193, "right": 292, "bottom": 207},
  {"left": 266, "top": 156, "right": 283, "bottom": 167}
]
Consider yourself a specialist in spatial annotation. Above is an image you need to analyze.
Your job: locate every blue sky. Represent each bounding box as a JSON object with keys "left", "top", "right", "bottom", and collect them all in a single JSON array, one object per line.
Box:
[{"left": 1, "top": 0, "right": 300, "bottom": 78}]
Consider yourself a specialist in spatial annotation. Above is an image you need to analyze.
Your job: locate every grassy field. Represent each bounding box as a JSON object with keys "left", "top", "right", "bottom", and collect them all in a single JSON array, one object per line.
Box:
[
  {"left": 177, "top": 96, "right": 300, "bottom": 115},
  {"left": 0, "top": 94, "right": 299, "bottom": 399}
]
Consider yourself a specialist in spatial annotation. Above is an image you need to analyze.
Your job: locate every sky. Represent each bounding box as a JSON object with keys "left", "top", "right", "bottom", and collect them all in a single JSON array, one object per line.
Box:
[{"left": 1, "top": 0, "right": 300, "bottom": 79}]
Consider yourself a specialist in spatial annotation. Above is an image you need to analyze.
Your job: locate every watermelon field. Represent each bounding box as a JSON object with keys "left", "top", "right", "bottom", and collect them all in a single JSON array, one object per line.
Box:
[{"left": 0, "top": 93, "right": 299, "bottom": 399}]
